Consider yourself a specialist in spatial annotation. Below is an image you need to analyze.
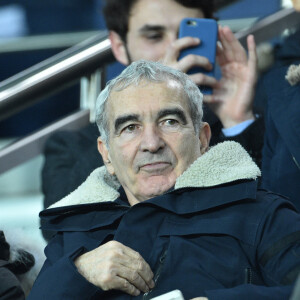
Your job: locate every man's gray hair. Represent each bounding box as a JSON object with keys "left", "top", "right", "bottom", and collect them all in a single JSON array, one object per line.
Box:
[{"left": 95, "top": 60, "right": 204, "bottom": 144}]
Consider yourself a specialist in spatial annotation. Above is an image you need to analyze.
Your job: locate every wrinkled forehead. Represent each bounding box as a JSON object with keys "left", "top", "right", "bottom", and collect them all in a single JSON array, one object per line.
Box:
[
  {"left": 111, "top": 77, "right": 183, "bottom": 93},
  {"left": 106, "top": 78, "right": 188, "bottom": 115}
]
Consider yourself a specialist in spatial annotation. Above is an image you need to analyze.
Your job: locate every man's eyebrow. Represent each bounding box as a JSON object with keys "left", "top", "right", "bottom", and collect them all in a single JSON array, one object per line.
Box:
[
  {"left": 114, "top": 114, "right": 139, "bottom": 133},
  {"left": 138, "top": 25, "right": 165, "bottom": 34},
  {"left": 157, "top": 108, "right": 187, "bottom": 124}
]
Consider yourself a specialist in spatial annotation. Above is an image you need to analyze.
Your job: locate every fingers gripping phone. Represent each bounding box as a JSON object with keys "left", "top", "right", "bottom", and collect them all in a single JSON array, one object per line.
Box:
[{"left": 178, "top": 18, "right": 218, "bottom": 94}]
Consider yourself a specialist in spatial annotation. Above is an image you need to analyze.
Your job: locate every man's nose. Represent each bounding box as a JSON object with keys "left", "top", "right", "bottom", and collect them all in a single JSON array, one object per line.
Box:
[{"left": 139, "top": 126, "right": 165, "bottom": 153}]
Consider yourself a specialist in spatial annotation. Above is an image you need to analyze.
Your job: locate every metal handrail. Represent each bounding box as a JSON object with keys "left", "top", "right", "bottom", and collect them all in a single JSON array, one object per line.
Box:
[
  {"left": 0, "top": 30, "right": 101, "bottom": 53},
  {"left": 0, "top": 30, "right": 115, "bottom": 122},
  {"left": 235, "top": 7, "right": 300, "bottom": 48},
  {"left": 0, "top": 110, "right": 90, "bottom": 175}
]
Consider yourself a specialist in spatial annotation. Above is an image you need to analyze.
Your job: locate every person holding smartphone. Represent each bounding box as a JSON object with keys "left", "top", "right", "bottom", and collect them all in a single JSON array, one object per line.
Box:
[
  {"left": 41, "top": 0, "right": 264, "bottom": 237},
  {"left": 105, "top": 0, "right": 262, "bottom": 152}
]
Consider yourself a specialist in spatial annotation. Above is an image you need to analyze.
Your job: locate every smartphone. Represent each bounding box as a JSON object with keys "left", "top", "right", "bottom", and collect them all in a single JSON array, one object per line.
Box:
[
  {"left": 150, "top": 289, "right": 185, "bottom": 300},
  {"left": 178, "top": 18, "right": 218, "bottom": 94}
]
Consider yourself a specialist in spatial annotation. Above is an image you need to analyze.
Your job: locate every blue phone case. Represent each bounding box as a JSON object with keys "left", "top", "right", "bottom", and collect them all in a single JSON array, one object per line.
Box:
[{"left": 178, "top": 18, "right": 218, "bottom": 94}]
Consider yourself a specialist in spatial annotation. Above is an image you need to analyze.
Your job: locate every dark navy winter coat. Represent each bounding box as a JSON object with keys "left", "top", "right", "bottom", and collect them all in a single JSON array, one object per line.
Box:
[{"left": 29, "top": 142, "right": 300, "bottom": 300}]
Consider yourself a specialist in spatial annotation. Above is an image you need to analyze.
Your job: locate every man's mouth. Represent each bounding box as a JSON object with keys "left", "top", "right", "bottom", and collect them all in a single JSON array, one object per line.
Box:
[{"left": 139, "top": 162, "right": 171, "bottom": 173}]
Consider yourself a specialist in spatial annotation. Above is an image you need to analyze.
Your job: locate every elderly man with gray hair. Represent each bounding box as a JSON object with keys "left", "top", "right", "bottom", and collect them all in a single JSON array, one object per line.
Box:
[{"left": 29, "top": 60, "right": 300, "bottom": 300}]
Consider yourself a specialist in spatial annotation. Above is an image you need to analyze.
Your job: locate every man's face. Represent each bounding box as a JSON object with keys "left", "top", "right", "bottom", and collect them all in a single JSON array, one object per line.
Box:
[
  {"left": 112, "top": 0, "right": 204, "bottom": 64},
  {"left": 98, "top": 80, "right": 210, "bottom": 205}
]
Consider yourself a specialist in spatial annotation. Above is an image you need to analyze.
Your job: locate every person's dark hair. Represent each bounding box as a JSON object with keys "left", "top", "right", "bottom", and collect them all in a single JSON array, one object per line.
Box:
[{"left": 103, "top": 0, "right": 215, "bottom": 42}]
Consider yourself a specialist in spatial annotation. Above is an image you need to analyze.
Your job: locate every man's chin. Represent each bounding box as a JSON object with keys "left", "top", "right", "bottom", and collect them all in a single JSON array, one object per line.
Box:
[{"left": 139, "top": 177, "right": 175, "bottom": 200}]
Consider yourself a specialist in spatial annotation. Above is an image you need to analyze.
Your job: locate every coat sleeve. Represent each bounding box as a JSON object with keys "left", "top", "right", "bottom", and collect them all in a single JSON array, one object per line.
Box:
[
  {"left": 204, "top": 196, "right": 300, "bottom": 300},
  {"left": 27, "top": 233, "right": 102, "bottom": 300}
]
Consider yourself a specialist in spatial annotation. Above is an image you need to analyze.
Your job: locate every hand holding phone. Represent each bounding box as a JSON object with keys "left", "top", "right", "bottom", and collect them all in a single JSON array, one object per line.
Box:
[{"left": 178, "top": 18, "right": 218, "bottom": 94}]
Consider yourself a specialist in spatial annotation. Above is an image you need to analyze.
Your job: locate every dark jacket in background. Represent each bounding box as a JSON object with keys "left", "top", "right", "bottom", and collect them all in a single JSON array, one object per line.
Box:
[
  {"left": 42, "top": 123, "right": 101, "bottom": 208},
  {"left": 261, "top": 29, "right": 300, "bottom": 211},
  {"left": 0, "top": 231, "right": 25, "bottom": 300},
  {"left": 41, "top": 123, "right": 102, "bottom": 240},
  {"left": 0, "top": 265, "right": 24, "bottom": 300}
]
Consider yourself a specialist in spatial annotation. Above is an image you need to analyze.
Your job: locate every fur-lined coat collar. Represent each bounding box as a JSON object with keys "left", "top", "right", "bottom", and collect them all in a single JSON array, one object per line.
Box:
[
  {"left": 49, "top": 141, "right": 261, "bottom": 209},
  {"left": 286, "top": 64, "right": 300, "bottom": 86}
]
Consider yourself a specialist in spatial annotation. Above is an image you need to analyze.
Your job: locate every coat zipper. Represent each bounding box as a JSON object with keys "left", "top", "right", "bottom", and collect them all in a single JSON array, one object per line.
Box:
[
  {"left": 244, "top": 267, "right": 252, "bottom": 284},
  {"left": 143, "top": 248, "right": 168, "bottom": 300}
]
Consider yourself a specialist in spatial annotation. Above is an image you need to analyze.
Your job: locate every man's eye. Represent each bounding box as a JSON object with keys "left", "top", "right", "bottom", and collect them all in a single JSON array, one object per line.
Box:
[
  {"left": 162, "top": 119, "right": 179, "bottom": 126},
  {"left": 145, "top": 33, "right": 163, "bottom": 41},
  {"left": 123, "top": 124, "right": 138, "bottom": 133}
]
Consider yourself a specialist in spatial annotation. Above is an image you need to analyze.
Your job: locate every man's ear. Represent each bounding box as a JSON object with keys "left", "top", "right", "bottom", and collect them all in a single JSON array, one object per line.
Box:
[
  {"left": 199, "top": 122, "right": 211, "bottom": 154},
  {"left": 109, "top": 31, "right": 129, "bottom": 65},
  {"left": 97, "top": 137, "right": 115, "bottom": 175}
]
